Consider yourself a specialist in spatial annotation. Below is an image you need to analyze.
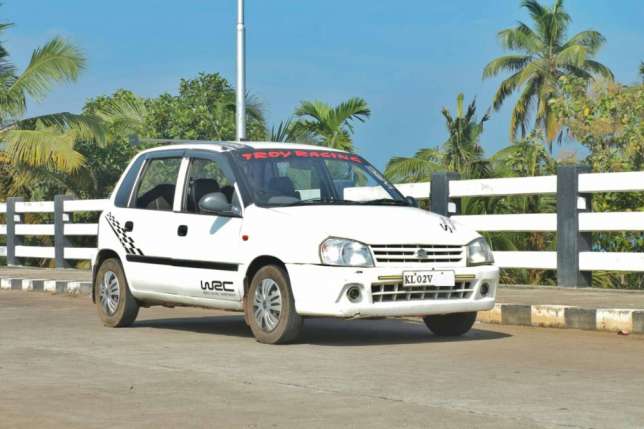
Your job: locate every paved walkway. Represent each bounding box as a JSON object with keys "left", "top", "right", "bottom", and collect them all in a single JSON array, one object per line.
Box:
[
  {"left": 499, "top": 285, "right": 644, "bottom": 309},
  {"left": 2, "top": 291, "right": 644, "bottom": 428},
  {"left": 2, "top": 267, "right": 644, "bottom": 309}
]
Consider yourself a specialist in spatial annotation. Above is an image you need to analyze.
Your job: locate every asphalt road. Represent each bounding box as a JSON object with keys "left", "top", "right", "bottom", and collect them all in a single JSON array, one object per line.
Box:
[{"left": 1, "top": 291, "right": 644, "bottom": 429}]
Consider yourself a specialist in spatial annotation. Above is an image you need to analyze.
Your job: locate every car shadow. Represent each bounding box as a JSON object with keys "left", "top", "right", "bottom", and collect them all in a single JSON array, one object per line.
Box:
[{"left": 132, "top": 315, "right": 511, "bottom": 346}]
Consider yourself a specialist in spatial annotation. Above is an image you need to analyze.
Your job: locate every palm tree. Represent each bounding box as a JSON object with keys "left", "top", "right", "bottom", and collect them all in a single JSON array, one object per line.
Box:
[
  {"left": 483, "top": 0, "right": 613, "bottom": 147},
  {"left": 269, "top": 119, "right": 294, "bottom": 142},
  {"left": 385, "top": 93, "right": 490, "bottom": 182},
  {"left": 290, "top": 97, "right": 370, "bottom": 151},
  {"left": 0, "top": 22, "right": 99, "bottom": 172},
  {"left": 441, "top": 93, "right": 490, "bottom": 178},
  {"left": 385, "top": 147, "right": 443, "bottom": 183}
]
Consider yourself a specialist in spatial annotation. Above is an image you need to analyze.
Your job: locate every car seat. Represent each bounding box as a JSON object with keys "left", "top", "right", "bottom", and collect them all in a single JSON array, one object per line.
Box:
[{"left": 189, "top": 178, "right": 221, "bottom": 212}]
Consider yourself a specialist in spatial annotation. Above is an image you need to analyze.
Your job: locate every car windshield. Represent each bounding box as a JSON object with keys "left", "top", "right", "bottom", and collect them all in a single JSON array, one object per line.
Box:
[{"left": 235, "top": 149, "right": 408, "bottom": 207}]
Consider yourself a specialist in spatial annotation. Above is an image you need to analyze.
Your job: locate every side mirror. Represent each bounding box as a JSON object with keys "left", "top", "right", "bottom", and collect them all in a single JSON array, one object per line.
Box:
[
  {"left": 199, "top": 192, "right": 240, "bottom": 216},
  {"left": 405, "top": 196, "right": 419, "bottom": 207}
]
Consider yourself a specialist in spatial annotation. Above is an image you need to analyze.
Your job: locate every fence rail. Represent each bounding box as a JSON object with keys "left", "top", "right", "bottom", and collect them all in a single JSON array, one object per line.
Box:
[
  {"left": 1, "top": 166, "right": 643, "bottom": 286},
  {"left": 0, "top": 198, "right": 109, "bottom": 268}
]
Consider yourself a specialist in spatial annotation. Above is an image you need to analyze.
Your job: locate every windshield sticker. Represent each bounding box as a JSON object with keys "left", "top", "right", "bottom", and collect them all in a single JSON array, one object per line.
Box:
[{"left": 240, "top": 150, "right": 363, "bottom": 163}]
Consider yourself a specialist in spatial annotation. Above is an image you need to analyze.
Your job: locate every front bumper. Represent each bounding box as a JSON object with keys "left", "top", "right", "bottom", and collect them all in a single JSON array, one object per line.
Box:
[{"left": 286, "top": 264, "right": 499, "bottom": 318}]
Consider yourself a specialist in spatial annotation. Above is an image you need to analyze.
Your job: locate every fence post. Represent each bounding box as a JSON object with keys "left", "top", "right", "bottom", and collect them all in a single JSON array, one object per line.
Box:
[
  {"left": 54, "top": 195, "right": 71, "bottom": 269},
  {"left": 6, "top": 197, "right": 23, "bottom": 266},
  {"left": 557, "top": 165, "right": 592, "bottom": 287},
  {"left": 430, "top": 172, "right": 460, "bottom": 216}
]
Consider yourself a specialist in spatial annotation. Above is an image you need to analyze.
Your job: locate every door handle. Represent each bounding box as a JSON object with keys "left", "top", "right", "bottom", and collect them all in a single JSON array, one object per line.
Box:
[
  {"left": 124, "top": 221, "right": 134, "bottom": 232},
  {"left": 177, "top": 225, "right": 188, "bottom": 237}
]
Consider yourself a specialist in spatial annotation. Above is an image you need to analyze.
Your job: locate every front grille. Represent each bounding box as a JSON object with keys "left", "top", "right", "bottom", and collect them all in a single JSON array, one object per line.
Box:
[
  {"left": 370, "top": 244, "right": 465, "bottom": 266},
  {"left": 371, "top": 281, "right": 473, "bottom": 303}
]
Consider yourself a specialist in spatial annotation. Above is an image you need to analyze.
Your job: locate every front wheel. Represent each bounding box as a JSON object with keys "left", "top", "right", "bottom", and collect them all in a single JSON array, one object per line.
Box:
[
  {"left": 423, "top": 312, "right": 477, "bottom": 337},
  {"left": 95, "top": 258, "right": 139, "bottom": 327},
  {"left": 245, "top": 265, "right": 303, "bottom": 344}
]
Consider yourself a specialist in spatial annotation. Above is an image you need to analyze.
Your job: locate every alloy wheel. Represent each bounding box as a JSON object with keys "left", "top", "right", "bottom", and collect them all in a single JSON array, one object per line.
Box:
[
  {"left": 253, "top": 278, "right": 282, "bottom": 331},
  {"left": 99, "top": 271, "right": 120, "bottom": 316}
]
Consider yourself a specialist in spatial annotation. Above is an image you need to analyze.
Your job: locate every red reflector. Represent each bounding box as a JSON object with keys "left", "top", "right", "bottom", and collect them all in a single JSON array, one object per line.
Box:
[{"left": 242, "top": 235, "right": 249, "bottom": 241}]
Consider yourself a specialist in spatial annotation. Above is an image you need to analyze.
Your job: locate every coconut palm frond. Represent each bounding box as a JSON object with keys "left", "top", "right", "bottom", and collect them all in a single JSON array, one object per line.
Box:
[
  {"left": 8, "top": 37, "right": 85, "bottom": 109},
  {"left": 4, "top": 127, "right": 85, "bottom": 172},
  {"left": 292, "top": 97, "right": 371, "bottom": 151},
  {"left": 269, "top": 119, "right": 297, "bottom": 143},
  {"left": 484, "top": 0, "right": 611, "bottom": 145}
]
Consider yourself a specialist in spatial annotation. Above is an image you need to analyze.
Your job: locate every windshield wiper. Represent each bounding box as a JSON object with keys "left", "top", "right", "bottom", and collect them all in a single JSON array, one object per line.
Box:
[
  {"left": 282, "top": 198, "right": 354, "bottom": 207},
  {"left": 359, "top": 198, "right": 410, "bottom": 206}
]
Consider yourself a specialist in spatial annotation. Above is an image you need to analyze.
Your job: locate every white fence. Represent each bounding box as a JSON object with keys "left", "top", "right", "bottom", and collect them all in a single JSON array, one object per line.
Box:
[
  {"left": 0, "top": 199, "right": 108, "bottom": 263},
  {"left": 396, "top": 171, "right": 644, "bottom": 273},
  {"left": 1, "top": 170, "right": 644, "bottom": 275}
]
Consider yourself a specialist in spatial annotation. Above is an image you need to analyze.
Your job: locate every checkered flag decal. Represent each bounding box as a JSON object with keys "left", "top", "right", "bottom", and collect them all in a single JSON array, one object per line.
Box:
[{"left": 105, "top": 212, "right": 144, "bottom": 256}]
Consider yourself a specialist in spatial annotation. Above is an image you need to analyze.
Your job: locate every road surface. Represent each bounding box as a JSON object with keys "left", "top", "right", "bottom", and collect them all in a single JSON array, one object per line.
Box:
[{"left": 1, "top": 291, "right": 643, "bottom": 428}]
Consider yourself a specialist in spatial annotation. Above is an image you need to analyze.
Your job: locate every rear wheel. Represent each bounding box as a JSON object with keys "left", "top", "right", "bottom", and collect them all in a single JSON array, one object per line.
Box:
[
  {"left": 423, "top": 312, "right": 477, "bottom": 337},
  {"left": 245, "top": 265, "right": 302, "bottom": 344},
  {"left": 95, "top": 258, "right": 139, "bottom": 327}
]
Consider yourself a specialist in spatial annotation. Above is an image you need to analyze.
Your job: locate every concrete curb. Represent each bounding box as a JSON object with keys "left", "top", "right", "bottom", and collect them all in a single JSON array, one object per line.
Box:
[
  {"left": 478, "top": 304, "right": 644, "bottom": 334},
  {"left": 0, "top": 277, "right": 92, "bottom": 296}
]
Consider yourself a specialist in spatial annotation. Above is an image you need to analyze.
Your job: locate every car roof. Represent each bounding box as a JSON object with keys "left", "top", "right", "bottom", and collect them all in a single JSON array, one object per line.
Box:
[{"left": 137, "top": 140, "right": 348, "bottom": 155}]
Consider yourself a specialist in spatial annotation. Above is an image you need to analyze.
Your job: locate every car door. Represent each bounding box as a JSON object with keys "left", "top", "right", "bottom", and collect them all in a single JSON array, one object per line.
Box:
[
  {"left": 114, "top": 150, "right": 187, "bottom": 295},
  {"left": 169, "top": 150, "right": 245, "bottom": 304}
]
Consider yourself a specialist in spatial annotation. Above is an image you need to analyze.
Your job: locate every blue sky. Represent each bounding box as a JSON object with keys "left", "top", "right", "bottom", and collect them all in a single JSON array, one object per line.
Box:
[{"left": 4, "top": 0, "right": 643, "bottom": 168}]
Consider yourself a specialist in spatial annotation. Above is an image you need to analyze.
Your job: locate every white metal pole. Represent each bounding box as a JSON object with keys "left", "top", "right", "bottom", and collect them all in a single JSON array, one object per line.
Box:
[{"left": 236, "top": 0, "right": 246, "bottom": 141}]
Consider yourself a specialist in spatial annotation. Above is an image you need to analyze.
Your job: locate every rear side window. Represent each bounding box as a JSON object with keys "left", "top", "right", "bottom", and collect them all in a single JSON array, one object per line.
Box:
[
  {"left": 133, "top": 158, "right": 182, "bottom": 210},
  {"left": 114, "top": 156, "right": 145, "bottom": 208}
]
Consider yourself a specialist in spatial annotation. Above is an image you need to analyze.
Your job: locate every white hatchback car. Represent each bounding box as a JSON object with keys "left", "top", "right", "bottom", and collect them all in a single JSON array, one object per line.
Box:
[{"left": 93, "top": 141, "right": 499, "bottom": 344}]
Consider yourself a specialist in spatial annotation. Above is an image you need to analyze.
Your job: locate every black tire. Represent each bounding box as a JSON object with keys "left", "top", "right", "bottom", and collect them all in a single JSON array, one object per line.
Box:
[
  {"left": 95, "top": 258, "right": 139, "bottom": 327},
  {"left": 245, "top": 265, "right": 302, "bottom": 344},
  {"left": 423, "top": 312, "right": 477, "bottom": 337}
]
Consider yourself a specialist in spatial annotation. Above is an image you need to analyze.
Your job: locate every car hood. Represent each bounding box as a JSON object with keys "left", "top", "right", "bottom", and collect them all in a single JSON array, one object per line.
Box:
[{"left": 245, "top": 205, "right": 479, "bottom": 246}]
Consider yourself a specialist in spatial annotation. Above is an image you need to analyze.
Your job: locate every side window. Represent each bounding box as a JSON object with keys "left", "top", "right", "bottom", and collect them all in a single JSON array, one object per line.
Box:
[
  {"left": 133, "top": 158, "right": 182, "bottom": 210},
  {"left": 185, "top": 157, "right": 240, "bottom": 214},
  {"left": 114, "top": 156, "right": 145, "bottom": 208}
]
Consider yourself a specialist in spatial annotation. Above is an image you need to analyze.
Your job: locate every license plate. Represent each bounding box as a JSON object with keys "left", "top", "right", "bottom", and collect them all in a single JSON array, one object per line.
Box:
[{"left": 402, "top": 270, "right": 455, "bottom": 287}]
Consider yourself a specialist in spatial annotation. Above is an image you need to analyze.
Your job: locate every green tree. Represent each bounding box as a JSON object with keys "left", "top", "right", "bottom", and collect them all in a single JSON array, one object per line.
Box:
[
  {"left": 483, "top": 0, "right": 613, "bottom": 147},
  {"left": 385, "top": 148, "right": 443, "bottom": 183},
  {"left": 145, "top": 73, "right": 266, "bottom": 141},
  {"left": 268, "top": 119, "right": 315, "bottom": 144},
  {"left": 441, "top": 94, "right": 490, "bottom": 178},
  {"left": 385, "top": 94, "right": 489, "bottom": 182},
  {"left": 550, "top": 76, "right": 644, "bottom": 288},
  {"left": 5, "top": 90, "right": 143, "bottom": 200},
  {"left": 291, "top": 97, "right": 370, "bottom": 151},
  {"left": 551, "top": 76, "right": 644, "bottom": 172},
  {"left": 0, "top": 21, "right": 101, "bottom": 172}
]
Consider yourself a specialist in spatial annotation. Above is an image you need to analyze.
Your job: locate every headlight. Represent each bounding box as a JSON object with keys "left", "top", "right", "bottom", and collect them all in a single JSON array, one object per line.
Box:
[
  {"left": 467, "top": 237, "right": 494, "bottom": 266},
  {"left": 320, "top": 238, "right": 374, "bottom": 267}
]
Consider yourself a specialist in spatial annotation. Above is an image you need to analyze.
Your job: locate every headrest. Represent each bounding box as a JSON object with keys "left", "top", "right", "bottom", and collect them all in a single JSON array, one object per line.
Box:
[
  {"left": 267, "top": 176, "right": 297, "bottom": 197},
  {"left": 191, "top": 178, "right": 220, "bottom": 211}
]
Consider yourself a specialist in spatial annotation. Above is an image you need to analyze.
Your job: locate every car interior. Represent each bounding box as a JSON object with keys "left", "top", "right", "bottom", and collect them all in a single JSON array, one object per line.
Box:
[
  {"left": 186, "top": 178, "right": 234, "bottom": 213},
  {"left": 135, "top": 184, "right": 176, "bottom": 210},
  {"left": 265, "top": 176, "right": 301, "bottom": 204}
]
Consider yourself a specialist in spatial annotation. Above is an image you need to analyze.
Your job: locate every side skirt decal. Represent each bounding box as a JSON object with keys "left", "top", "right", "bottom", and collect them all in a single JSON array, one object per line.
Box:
[{"left": 125, "top": 255, "right": 239, "bottom": 272}]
